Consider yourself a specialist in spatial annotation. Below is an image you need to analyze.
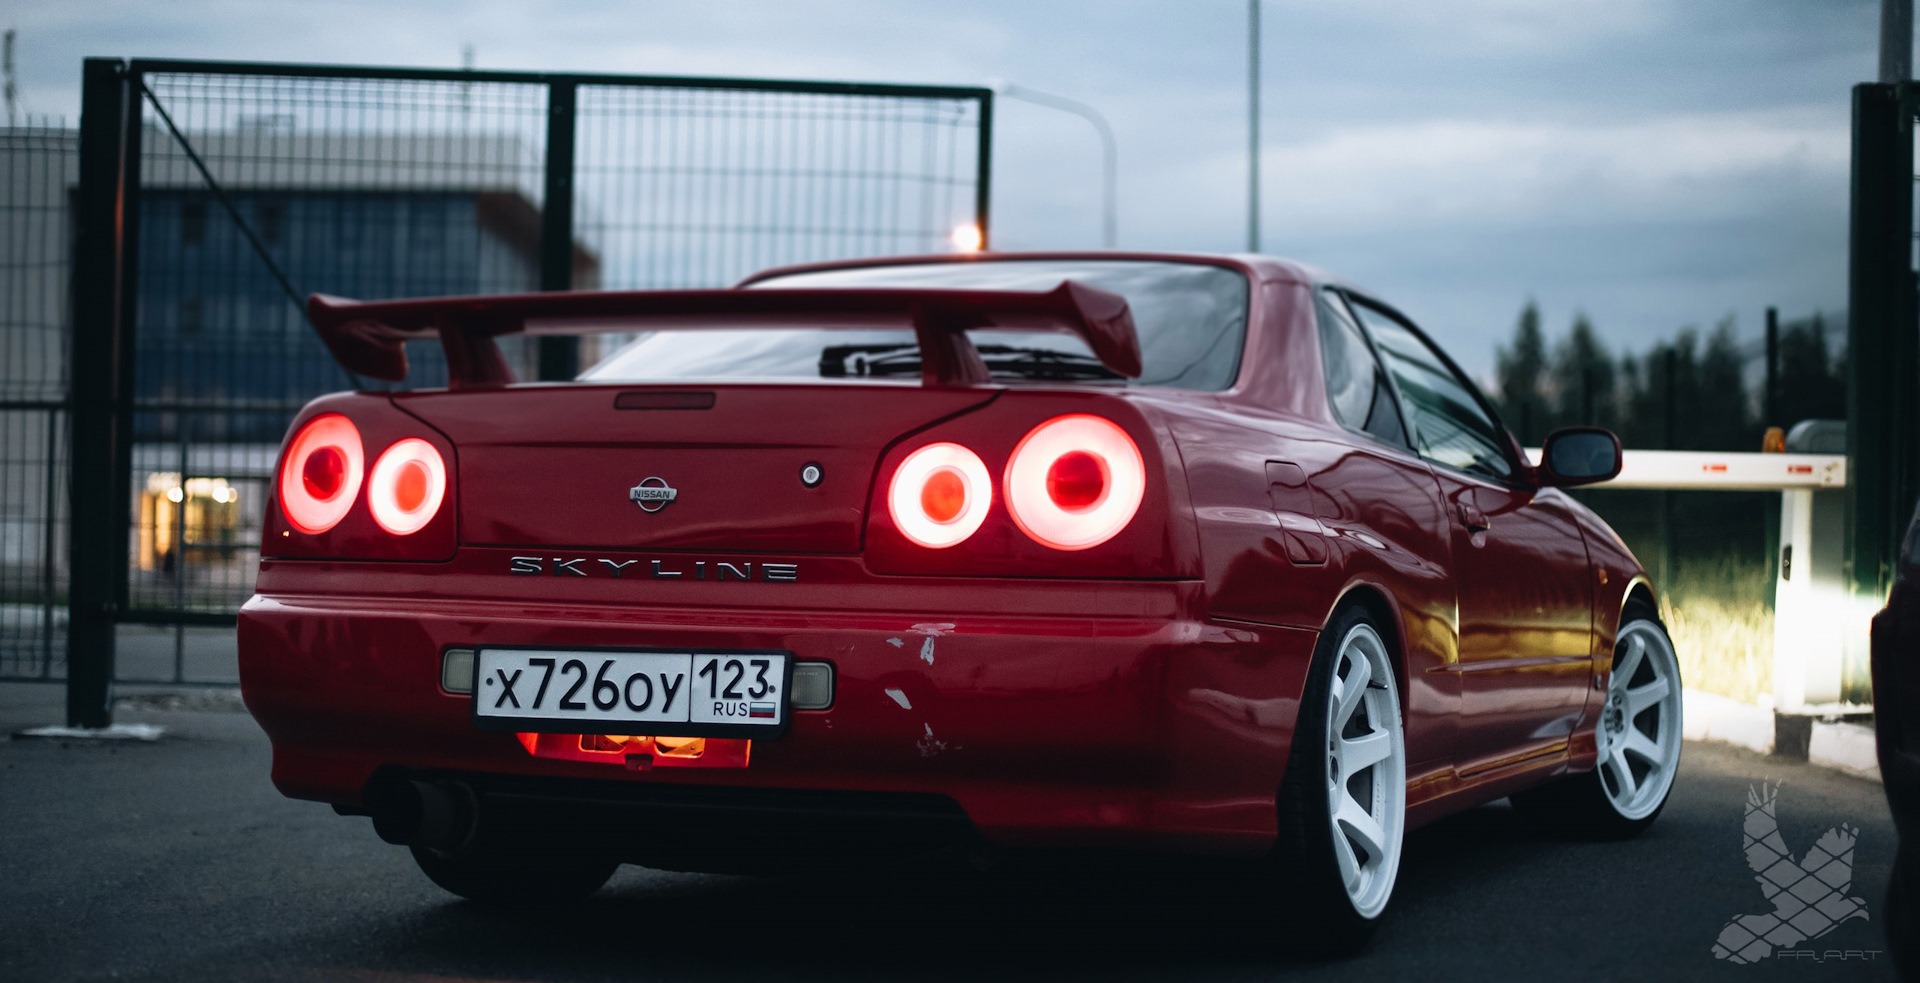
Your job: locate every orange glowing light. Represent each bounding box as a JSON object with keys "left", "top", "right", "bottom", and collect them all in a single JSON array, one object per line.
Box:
[
  {"left": 367, "top": 438, "right": 447, "bottom": 536},
  {"left": 888, "top": 442, "right": 991, "bottom": 548}
]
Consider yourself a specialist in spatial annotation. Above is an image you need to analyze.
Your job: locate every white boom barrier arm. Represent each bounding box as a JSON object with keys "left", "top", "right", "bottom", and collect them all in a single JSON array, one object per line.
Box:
[
  {"left": 1522, "top": 447, "right": 1861, "bottom": 716},
  {"left": 1522, "top": 449, "right": 1847, "bottom": 491}
]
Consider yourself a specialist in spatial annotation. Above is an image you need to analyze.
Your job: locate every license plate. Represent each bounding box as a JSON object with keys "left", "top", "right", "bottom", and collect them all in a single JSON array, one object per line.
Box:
[{"left": 472, "top": 648, "right": 791, "bottom": 737}]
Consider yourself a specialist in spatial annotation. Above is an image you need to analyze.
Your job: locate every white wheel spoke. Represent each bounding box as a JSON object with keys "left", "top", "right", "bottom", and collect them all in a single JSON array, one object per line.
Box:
[
  {"left": 1338, "top": 729, "right": 1392, "bottom": 773},
  {"left": 1606, "top": 747, "right": 1639, "bottom": 800},
  {"left": 1330, "top": 813, "right": 1364, "bottom": 892},
  {"left": 1335, "top": 795, "right": 1388, "bottom": 862},
  {"left": 1625, "top": 677, "right": 1670, "bottom": 718},
  {"left": 1334, "top": 652, "right": 1370, "bottom": 728},
  {"left": 1614, "top": 633, "right": 1645, "bottom": 687},
  {"left": 1623, "top": 728, "right": 1665, "bottom": 768}
]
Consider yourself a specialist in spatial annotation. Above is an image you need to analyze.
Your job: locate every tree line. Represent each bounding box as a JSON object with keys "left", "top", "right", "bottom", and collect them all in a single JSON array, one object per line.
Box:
[{"left": 1490, "top": 301, "right": 1847, "bottom": 450}]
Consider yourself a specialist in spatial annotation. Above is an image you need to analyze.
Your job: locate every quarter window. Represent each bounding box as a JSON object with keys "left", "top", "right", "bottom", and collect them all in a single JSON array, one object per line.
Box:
[
  {"left": 1314, "top": 292, "right": 1407, "bottom": 448},
  {"left": 1346, "top": 298, "right": 1512, "bottom": 478}
]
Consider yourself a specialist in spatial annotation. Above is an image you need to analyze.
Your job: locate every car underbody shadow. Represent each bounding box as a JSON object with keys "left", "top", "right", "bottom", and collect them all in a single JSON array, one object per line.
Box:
[{"left": 287, "top": 801, "right": 1567, "bottom": 980}]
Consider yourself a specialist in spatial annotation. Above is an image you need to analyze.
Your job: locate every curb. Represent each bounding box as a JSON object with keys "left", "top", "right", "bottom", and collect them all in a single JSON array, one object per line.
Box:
[
  {"left": 1682, "top": 689, "right": 1774, "bottom": 755},
  {"left": 1682, "top": 688, "right": 1881, "bottom": 782},
  {"left": 1809, "top": 719, "right": 1882, "bottom": 782}
]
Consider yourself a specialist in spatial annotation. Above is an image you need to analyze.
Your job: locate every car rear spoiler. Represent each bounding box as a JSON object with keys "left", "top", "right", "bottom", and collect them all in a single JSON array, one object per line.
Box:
[{"left": 305, "top": 282, "right": 1141, "bottom": 389}]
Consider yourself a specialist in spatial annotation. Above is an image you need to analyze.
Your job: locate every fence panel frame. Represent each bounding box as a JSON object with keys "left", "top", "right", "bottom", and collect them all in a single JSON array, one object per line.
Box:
[{"left": 62, "top": 56, "right": 993, "bottom": 724}]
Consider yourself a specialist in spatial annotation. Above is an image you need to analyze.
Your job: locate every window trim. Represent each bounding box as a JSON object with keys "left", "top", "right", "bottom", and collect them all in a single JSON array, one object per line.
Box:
[{"left": 1335, "top": 288, "right": 1527, "bottom": 486}]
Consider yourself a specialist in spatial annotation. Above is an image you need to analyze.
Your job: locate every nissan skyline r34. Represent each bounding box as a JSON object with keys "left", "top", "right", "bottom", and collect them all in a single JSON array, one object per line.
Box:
[{"left": 238, "top": 252, "right": 1683, "bottom": 950}]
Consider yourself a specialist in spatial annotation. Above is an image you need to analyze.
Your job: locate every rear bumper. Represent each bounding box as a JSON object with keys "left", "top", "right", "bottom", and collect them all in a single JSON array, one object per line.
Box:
[{"left": 238, "top": 559, "right": 1315, "bottom": 857}]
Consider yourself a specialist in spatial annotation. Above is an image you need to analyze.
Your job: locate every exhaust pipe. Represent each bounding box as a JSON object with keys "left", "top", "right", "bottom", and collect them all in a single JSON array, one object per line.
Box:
[{"left": 368, "top": 779, "right": 477, "bottom": 851}]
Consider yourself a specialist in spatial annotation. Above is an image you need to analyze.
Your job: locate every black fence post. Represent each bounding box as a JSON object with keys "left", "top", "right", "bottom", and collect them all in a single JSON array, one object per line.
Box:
[
  {"left": 1658, "top": 349, "right": 1676, "bottom": 593},
  {"left": 1764, "top": 306, "right": 1779, "bottom": 426},
  {"left": 974, "top": 90, "right": 994, "bottom": 249},
  {"left": 1845, "top": 82, "right": 1917, "bottom": 608},
  {"left": 66, "top": 59, "right": 131, "bottom": 728},
  {"left": 537, "top": 79, "right": 579, "bottom": 381}
]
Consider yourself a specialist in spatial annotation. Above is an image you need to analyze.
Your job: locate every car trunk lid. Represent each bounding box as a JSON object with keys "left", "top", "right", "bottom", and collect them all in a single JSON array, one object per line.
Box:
[{"left": 392, "top": 384, "right": 997, "bottom": 553}]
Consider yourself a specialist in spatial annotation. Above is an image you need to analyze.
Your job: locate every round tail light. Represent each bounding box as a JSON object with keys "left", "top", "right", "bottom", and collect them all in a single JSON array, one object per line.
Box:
[
  {"left": 367, "top": 438, "right": 448, "bottom": 536},
  {"left": 278, "top": 414, "right": 365, "bottom": 534},
  {"left": 888, "top": 442, "right": 991, "bottom": 548},
  {"left": 1004, "top": 414, "right": 1144, "bottom": 550}
]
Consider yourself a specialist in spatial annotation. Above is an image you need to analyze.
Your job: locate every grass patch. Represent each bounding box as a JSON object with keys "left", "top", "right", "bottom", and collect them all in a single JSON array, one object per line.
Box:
[{"left": 1658, "top": 555, "right": 1773, "bottom": 705}]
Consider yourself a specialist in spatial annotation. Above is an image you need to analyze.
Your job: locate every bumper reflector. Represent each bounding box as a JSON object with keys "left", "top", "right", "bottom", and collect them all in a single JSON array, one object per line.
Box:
[
  {"left": 441, "top": 649, "right": 476, "bottom": 694},
  {"left": 791, "top": 661, "right": 834, "bottom": 709}
]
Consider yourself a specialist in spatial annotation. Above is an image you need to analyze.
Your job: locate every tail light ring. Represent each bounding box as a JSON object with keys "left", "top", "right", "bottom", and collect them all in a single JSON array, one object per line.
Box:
[
  {"left": 1004, "top": 414, "right": 1145, "bottom": 551},
  {"left": 277, "top": 413, "right": 365, "bottom": 535}
]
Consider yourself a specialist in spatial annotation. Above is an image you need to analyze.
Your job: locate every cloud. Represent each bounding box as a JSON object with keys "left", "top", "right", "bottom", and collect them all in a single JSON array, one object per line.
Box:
[
  {"left": 1263, "top": 108, "right": 1847, "bottom": 231},
  {"left": 4, "top": 0, "right": 1875, "bottom": 377},
  {"left": 1285, "top": 0, "right": 1669, "bottom": 54}
]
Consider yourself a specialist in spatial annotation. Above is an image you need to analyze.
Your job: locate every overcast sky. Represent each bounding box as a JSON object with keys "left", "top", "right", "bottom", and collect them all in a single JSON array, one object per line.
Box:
[{"left": 6, "top": 0, "right": 1890, "bottom": 379}]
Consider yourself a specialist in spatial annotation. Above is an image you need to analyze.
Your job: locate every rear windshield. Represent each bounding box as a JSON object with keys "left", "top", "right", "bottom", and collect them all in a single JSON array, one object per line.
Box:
[{"left": 579, "top": 259, "right": 1249, "bottom": 390}]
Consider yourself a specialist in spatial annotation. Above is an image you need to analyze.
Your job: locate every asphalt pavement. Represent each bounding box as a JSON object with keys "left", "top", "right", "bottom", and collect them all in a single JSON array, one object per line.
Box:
[{"left": 0, "top": 681, "right": 1902, "bottom": 982}]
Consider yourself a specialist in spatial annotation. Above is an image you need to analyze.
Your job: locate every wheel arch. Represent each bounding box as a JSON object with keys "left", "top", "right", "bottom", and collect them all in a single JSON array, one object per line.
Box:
[
  {"left": 1622, "top": 577, "right": 1660, "bottom": 624},
  {"left": 1330, "top": 581, "right": 1411, "bottom": 713}
]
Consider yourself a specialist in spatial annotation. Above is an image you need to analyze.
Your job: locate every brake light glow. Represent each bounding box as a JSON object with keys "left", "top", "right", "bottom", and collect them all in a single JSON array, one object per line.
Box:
[
  {"left": 1005, "top": 414, "right": 1144, "bottom": 550},
  {"left": 367, "top": 438, "right": 448, "bottom": 536},
  {"left": 278, "top": 414, "right": 364, "bottom": 534},
  {"left": 888, "top": 442, "right": 991, "bottom": 548}
]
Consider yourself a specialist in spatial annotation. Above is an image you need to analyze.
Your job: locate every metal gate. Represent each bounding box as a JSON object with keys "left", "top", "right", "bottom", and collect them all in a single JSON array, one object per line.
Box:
[
  {"left": 0, "top": 122, "right": 72, "bottom": 681},
  {"left": 43, "top": 57, "right": 990, "bottom": 721}
]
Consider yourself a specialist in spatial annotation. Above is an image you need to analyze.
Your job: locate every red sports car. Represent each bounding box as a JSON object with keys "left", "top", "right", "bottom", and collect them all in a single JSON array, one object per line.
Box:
[{"left": 239, "top": 252, "right": 1683, "bottom": 950}]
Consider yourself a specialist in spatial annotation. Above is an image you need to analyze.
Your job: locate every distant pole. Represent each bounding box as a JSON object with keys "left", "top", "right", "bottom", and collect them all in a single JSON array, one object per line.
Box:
[
  {"left": 995, "top": 83, "right": 1118, "bottom": 248},
  {"left": 1883, "top": 0, "right": 1912, "bottom": 83},
  {"left": 3, "top": 30, "right": 16, "bottom": 126},
  {"left": 1764, "top": 307, "right": 1780, "bottom": 425},
  {"left": 460, "top": 43, "right": 474, "bottom": 119},
  {"left": 1247, "top": 0, "right": 1261, "bottom": 253}
]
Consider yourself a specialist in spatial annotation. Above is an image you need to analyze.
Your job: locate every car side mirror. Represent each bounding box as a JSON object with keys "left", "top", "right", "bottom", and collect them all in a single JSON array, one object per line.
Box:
[{"left": 1538, "top": 427, "right": 1622, "bottom": 487}]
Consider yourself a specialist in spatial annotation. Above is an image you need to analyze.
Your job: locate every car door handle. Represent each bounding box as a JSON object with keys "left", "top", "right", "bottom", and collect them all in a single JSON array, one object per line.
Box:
[{"left": 1458, "top": 503, "right": 1491, "bottom": 533}]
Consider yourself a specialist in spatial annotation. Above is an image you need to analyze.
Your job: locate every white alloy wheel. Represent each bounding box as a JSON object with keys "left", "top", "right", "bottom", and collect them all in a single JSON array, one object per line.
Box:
[
  {"left": 1324, "top": 622, "right": 1406, "bottom": 920},
  {"left": 1594, "top": 618, "right": 1684, "bottom": 821}
]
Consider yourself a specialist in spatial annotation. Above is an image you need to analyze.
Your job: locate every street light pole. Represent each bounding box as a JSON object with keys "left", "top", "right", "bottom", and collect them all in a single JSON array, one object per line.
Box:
[
  {"left": 993, "top": 82, "right": 1118, "bottom": 248},
  {"left": 1883, "top": 0, "right": 1912, "bottom": 83},
  {"left": 1248, "top": 0, "right": 1261, "bottom": 253}
]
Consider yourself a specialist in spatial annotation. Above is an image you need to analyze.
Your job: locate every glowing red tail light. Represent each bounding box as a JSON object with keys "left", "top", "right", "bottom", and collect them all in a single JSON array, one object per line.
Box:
[
  {"left": 278, "top": 414, "right": 365, "bottom": 534},
  {"left": 887, "top": 442, "right": 991, "bottom": 548},
  {"left": 367, "top": 438, "right": 448, "bottom": 536},
  {"left": 1005, "top": 414, "right": 1144, "bottom": 550}
]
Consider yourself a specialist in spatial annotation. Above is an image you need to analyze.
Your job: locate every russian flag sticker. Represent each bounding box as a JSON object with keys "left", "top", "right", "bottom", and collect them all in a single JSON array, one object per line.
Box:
[{"left": 749, "top": 702, "right": 777, "bottom": 719}]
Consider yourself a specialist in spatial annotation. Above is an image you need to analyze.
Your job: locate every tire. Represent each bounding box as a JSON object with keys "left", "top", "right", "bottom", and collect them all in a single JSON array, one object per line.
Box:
[
  {"left": 1270, "top": 604, "right": 1408, "bottom": 955},
  {"left": 410, "top": 841, "right": 618, "bottom": 906},
  {"left": 1887, "top": 845, "right": 1914, "bottom": 980},
  {"left": 1512, "top": 604, "right": 1683, "bottom": 839}
]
